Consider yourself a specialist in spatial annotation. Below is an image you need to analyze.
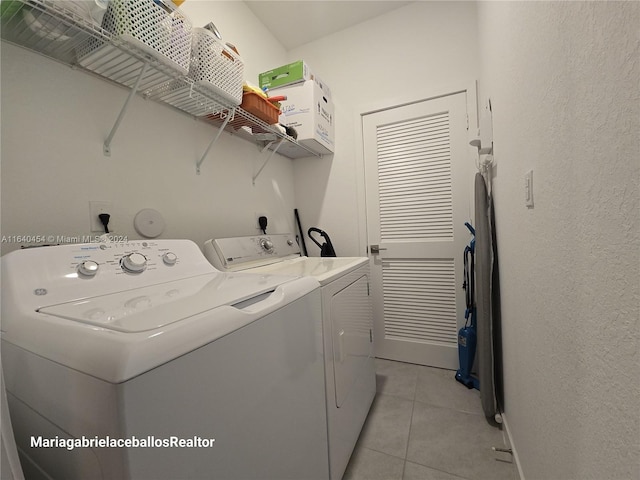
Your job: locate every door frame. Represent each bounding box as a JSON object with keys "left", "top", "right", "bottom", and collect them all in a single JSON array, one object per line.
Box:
[
  {"left": 353, "top": 80, "right": 480, "bottom": 258},
  {"left": 353, "top": 81, "right": 480, "bottom": 363}
]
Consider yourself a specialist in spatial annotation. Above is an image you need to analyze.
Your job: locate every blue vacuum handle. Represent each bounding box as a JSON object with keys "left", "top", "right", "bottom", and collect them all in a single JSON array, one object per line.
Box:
[{"left": 465, "top": 222, "right": 475, "bottom": 236}]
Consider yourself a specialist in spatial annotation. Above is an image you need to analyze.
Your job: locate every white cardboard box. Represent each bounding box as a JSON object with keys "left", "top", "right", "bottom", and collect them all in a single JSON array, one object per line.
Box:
[{"left": 278, "top": 80, "right": 335, "bottom": 155}]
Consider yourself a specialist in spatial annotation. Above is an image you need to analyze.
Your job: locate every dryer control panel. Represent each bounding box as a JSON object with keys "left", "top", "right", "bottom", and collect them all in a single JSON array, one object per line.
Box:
[{"left": 204, "top": 234, "right": 301, "bottom": 271}]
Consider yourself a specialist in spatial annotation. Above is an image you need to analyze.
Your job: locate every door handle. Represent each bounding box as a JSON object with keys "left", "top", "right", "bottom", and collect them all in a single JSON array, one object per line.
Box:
[{"left": 370, "top": 244, "right": 387, "bottom": 254}]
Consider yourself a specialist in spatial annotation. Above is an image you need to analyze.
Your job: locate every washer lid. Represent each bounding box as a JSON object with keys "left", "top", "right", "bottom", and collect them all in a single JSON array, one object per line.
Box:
[
  {"left": 38, "top": 272, "right": 292, "bottom": 333},
  {"left": 4, "top": 273, "right": 319, "bottom": 383},
  {"left": 245, "top": 257, "right": 368, "bottom": 285}
]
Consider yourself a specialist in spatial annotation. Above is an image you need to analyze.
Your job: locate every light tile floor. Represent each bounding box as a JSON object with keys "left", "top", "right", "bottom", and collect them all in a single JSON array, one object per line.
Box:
[{"left": 343, "top": 359, "right": 518, "bottom": 480}]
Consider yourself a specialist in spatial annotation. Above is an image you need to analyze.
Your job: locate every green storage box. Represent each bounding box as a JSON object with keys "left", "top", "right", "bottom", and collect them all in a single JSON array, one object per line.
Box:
[
  {"left": 259, "top": 60, "right": 312, "bottom": 91},
  {"left": 0, "top": 1, "right": 24, "bottom": 19}
]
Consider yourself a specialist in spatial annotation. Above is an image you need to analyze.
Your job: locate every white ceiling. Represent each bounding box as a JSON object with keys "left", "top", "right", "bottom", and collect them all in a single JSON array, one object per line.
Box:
[{"left": 244, "top": 1, "right": 413, "bottom": 50}]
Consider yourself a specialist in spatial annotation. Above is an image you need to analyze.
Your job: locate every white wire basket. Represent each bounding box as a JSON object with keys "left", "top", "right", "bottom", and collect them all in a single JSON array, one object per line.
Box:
[
  {"left": 187, "top": 27, "right": 243, "bottom": 106},
  {"left": 81, "top": 0, "right": 192, "bottom": 76}
]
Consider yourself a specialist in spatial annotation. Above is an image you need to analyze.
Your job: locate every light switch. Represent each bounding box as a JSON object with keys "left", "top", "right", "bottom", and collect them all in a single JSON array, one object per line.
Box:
[{"left": 524, "top": 170, "right": 534, "bottom": 208}]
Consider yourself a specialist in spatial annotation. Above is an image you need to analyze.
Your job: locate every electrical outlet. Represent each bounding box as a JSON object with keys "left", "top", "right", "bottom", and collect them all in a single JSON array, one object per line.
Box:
[{"left": 89, "top": 201, "right": 113, "bottom": 232}]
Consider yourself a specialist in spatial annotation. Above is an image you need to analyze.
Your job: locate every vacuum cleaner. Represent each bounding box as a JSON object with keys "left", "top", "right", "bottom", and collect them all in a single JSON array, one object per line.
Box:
[
  {"left": 455, "top": 222, "right": 480, "bottom": 390},
  {"left": 308, "top": 227, "right": 336, "bottom": 257}
]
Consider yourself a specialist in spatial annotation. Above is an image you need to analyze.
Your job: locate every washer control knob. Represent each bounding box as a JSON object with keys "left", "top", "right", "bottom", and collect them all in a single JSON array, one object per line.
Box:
[
  {"left": 162, "top": 252, "right": 177, "bottom": 266},
  {"left": 121, "top": 253, "right": 147, "bottom": 273},
  {"left": 260, "top": 238, "right": 274, "bottom": 252},
  {"left": 78, "top": 260, "right": 99, "bottom": 277}
]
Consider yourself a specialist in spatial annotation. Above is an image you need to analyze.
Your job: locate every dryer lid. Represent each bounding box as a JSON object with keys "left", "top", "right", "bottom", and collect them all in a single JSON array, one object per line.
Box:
[{"left": 245, "top": 256, "right": 368, "bottom": 285}]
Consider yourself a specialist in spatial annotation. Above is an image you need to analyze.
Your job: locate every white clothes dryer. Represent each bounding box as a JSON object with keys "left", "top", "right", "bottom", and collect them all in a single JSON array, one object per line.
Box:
[
  {"left": 1, "top": 240, "right": 329, "bottom": 480},
  {"left": 204, "top": 234, "right": 376, "bottom": 480}
]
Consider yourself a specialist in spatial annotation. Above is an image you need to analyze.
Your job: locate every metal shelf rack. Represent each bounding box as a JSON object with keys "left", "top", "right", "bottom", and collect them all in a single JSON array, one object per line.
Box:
[{"left": 0, "top": 0, "right": 321, "bottom": 168}]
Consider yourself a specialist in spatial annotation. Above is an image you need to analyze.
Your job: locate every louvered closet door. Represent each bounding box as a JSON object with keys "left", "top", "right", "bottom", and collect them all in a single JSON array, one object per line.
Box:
[{"left": 362, "top": 92, "right": 471, "bottom": 368}]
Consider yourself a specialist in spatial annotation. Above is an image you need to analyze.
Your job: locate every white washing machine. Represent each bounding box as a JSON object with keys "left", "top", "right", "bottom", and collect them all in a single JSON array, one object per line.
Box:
[
  {"left": 204, "top": 234, "right": 376, "bottom": 480},
  {"left": 1, "top": 359, "right": 24, "bottom": 480},
  {"left": 1, "top": 239, "right": 329, "bottom": 480}
]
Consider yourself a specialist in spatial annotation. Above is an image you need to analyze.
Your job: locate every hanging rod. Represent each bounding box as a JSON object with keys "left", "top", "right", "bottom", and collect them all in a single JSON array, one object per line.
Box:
[{"left": 103, "top": 60, "right": 149, "bottom": 156}]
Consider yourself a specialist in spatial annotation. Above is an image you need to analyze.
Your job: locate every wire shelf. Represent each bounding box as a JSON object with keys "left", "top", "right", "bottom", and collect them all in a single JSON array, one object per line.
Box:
[
  {"left": 0, "top": 0, "right": 322, "bottom": 159},
  {"left": 198, "top": 105, "right": 321, "bottom": 159}
]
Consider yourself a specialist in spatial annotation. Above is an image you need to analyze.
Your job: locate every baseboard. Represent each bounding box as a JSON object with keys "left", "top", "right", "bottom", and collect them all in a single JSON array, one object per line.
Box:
[{"left": 501, "top": 412, "right": 525, "bottom": 480}]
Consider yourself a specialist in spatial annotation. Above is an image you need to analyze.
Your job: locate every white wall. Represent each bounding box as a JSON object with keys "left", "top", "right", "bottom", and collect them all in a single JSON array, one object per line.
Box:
[
  {"left": 287, "top": 1, "right": 480, "bottom": 256},
  {"left": 0, "top": 1, "right": 291, "bottom": 255},
  {"left": 477, "top": 2, "right": 639, "bottom": 479}
]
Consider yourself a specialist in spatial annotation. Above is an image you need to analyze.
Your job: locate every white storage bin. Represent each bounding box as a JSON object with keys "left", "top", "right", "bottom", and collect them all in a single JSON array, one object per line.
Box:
[
  {"left": 188, "top": 27, "right": 244, "bottom": 106},
  {"left": 79, "top": 0, "right": 192, "bottom": 76}
]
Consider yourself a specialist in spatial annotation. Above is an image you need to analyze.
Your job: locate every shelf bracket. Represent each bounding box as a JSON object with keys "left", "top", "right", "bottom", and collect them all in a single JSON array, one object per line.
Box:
[
  {"left": 252, "top": 138, "right": 286, "bottom": 185},
  {"left": 196, "top": 111, "right": 233, "bottom": 175},
  {"left": 103, "top": 60, "right": 149, "bottom": 156}
]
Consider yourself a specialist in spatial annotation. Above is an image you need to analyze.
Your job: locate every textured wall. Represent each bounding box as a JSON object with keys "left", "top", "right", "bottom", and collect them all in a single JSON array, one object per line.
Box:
[{"left": 477, "top": 2, "right": 639, "bottom": 479}]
